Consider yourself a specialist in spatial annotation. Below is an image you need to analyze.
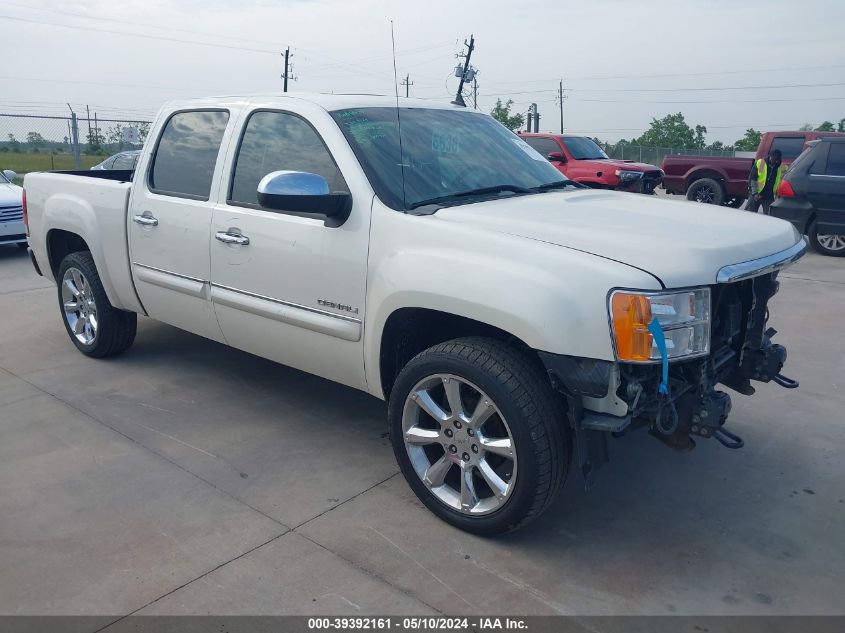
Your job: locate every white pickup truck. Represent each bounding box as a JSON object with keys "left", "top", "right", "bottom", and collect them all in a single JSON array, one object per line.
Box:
[{"left": 24, "top": 94, "right": 806, "bottom": 534}]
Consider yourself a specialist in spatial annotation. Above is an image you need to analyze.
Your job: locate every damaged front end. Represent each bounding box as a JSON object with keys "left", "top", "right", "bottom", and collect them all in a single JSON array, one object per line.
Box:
[{"left": 540, "top": 240, "right": 806, "bottom": 483}]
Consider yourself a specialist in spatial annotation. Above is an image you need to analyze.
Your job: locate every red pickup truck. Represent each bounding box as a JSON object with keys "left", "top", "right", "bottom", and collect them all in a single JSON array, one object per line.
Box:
[
  {"left": 519, "top": 133, "right": 664, "bottom": 193},
  {"left": 662, "top": 130, "right": 845, "bottom": 207}
]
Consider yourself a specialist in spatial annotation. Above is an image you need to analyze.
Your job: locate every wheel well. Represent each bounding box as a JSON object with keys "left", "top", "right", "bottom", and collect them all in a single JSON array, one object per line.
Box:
[
  {"left": 46, "top": 229, "right": 90, "bottom": 276},
  {"left": 686, "top": 170, "right": 725, "bottom": 189},
  {"left": 378, "top": 308, "right": 538, "bottom": 399}
]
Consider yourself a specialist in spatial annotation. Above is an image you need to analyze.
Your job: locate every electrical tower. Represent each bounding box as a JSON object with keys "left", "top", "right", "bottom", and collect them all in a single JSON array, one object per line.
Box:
[
  {"left": 556, "top": 79, "right": 567, "bottom": 133},
  {"left": 452, "top": 35, "right": 477, "bottom": 107},
  {"left": 400, "top": 74, "right": 414, "bottom": 98},
  {"left": 281, "top": 46, "right": 297, "bottom": 92}
]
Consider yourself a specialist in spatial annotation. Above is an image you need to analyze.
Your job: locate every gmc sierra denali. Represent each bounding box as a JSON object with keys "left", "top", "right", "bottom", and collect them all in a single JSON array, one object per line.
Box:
[{"left": 23, "top": 93, "right": 806, "bottom": 534}]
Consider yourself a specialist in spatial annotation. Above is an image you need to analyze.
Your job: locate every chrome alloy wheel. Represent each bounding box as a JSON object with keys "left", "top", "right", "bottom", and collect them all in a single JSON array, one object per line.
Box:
[
  {"left": 61, "top": 267, "right": 98, "bottom": 345},
  {"left": 401, "top": 374, "right": 517, "bottom": 516},
  {"left": 817, "top": 233, "right": 845, "bottom": 252}
]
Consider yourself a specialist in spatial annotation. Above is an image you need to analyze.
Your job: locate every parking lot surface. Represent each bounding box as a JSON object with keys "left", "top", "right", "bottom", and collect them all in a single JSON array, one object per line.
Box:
[{"left": 0, "top": 241, "right": 843, "bottom": 623}]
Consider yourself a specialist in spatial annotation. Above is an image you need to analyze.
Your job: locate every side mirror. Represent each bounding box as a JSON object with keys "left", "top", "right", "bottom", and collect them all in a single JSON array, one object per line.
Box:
[
  {"left": 547, "top": 152, "right": 567, "bottom": 163},
  {"left": 3, "top": 170, "right": 17, "bottom": 181},
  {"left": 257, "top": 171, "right": 352, "bottom": 227}
]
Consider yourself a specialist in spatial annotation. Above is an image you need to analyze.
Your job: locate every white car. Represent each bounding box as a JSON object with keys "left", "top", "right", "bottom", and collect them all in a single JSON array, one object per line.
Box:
[
  {"left": 0, "top": 169, "right": 26, "bottom": 249},
  {"left": 23, "top": 94, "right": 806, "bottom": 534}
]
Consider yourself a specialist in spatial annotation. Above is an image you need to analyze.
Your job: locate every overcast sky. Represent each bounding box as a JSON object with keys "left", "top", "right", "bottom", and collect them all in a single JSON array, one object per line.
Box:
[{"left": 1, "top": 0, "right": 844, "bottom": 144}]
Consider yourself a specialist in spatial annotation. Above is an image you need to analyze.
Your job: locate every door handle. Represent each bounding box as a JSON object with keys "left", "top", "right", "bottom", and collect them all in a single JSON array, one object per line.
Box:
[
  {"left": 133, "top": 213, "right": 158, "bottom": 227},
  {"left": 215, "top": 231, "right": 250, "bottom": 246}
]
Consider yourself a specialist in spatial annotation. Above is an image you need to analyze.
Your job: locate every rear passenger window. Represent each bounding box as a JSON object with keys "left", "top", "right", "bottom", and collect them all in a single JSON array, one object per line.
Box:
[
  {"left": 229, "top": 110, "right": 347, "bottom": 207},
  {"left": 825, "top": 144, "right": 845, "bottom": 176},
  {"left": 770, "top": 137, "right": 806, "bottom": 160},
  {"left": 149, "top": 110, "right": 229, "bottom": 200}
]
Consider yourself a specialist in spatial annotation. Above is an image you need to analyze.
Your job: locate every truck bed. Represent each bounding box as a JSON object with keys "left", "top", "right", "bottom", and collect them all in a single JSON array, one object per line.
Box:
[
  {"left": 23, "top": 170, "right": 144, "bottom": 314},
  {"left": 661, "top": 155, "right": 753, "bottom": 198}
]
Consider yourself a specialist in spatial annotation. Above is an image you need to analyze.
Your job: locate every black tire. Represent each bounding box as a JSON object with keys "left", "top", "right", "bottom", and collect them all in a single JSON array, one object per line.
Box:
[
  {"left": 723, "top": 196, "right": 745, "bottom": 208},
  {"left": 808, "top": 220, "right": 845, "bottom": 257},
  {"left": 388, "top": 337, "right": 570, "bottom": 535},
  {"left": 57, "top": 251, "right": 137, "bottom": 357},
  {"left": 686, "top": 177, "right": 725, "bottom": 205}
]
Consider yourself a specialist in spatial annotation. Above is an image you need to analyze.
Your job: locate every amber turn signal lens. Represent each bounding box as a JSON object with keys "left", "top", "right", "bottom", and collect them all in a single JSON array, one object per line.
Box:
[{"left": 611, "top": 292, "right": 653, "bottom": 361}]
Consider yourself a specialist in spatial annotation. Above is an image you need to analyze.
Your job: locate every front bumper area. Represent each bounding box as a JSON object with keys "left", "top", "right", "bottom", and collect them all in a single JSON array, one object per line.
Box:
[{"left": 541, "top": 270, "right": 799, "bottom": 478}]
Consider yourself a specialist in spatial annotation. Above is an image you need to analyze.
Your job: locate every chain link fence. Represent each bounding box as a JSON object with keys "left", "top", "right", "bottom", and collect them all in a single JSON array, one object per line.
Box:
[
  {"left": 0, "top": 113, "right": 152, "bottom": 180},
  {"left": 598, "top": 142, "right": 736, "bottom": 167}
]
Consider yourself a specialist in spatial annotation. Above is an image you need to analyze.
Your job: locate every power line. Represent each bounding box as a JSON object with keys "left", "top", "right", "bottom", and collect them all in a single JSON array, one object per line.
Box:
[
  {"left": 3, "top": 1, "right": 284, "bottom": 47},
  {"left": 0, "top": 13, "right": 280, "bottom": 54},
  {"left": 479, "top": 64, "right": 845, "bottom": 88},
  {"left": 481, "top": 81, "right": 845, "bottom": 97},
  {"left": 0, "top": 73, "right": 213, "bottom": 93},
  {"left": 570, "top": 96, "right": 845, "bottom": 104}
]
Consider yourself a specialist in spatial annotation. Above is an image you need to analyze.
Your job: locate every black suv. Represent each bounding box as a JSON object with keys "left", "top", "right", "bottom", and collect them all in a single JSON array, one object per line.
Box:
[{"left": 771, "top": 137, "right": 845, "bottom": 257}]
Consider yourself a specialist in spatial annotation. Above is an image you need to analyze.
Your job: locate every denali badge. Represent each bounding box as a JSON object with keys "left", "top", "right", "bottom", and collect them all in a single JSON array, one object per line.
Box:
[{"left": 317, "top": 299, "right": 359, "bottom": 315}]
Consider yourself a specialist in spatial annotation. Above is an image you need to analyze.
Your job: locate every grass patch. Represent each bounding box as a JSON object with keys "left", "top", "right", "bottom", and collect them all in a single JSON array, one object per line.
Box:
[{"left": 0, "top": 152, "right": 103, "bottom": 175}]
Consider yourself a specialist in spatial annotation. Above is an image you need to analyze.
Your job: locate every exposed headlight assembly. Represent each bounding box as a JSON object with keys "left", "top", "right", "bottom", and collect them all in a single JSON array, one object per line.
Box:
[
  {"left": 609, "top": 288, "right": 711, "bottom": 362},
  {"left": 614, "top": 169, "right": 643, "bottom": 182}
]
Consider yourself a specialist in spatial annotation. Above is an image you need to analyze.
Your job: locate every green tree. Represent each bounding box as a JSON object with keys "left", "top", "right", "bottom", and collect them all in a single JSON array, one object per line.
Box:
[
  {"left": 634, "top": 112, "right": 707, "bottom": 149},
  {"left": 734, "top": 128, "right": 762, "bottom": 151},
  {"left": 838, "top": 118, "right": 845, "bottom": 133},
  {"left": 490, "top": 99, "right": 525, "bottom": 132},
  {"left": 706, "top": 140, "right": 733, "bottom": 152},
  {"left": 26, "top": 131, "right": 46, "bottom": 148},
  {"left": 815, "top": 121, "right": 835, "bottom": 132},
  {"left": 798, "top": 123, "right": 814, "bottom": 131}
]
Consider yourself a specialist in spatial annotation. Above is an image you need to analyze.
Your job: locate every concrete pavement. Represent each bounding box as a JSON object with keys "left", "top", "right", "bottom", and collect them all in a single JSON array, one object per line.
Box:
[{"left": 0, "top": 240, "right": 843, "bottom": 624}]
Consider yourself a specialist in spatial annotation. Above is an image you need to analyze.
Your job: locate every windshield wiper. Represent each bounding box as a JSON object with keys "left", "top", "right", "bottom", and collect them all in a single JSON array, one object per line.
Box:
[
  {"left": 533, "top": 179, "right": 587, "bottom": 192},
  {"left": 408, "top": 184, "right": 535, "bottom": 210}
]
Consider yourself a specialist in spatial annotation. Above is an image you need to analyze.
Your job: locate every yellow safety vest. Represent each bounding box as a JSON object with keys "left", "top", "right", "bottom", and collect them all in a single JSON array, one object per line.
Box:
[{"left": 756, "top": 158, "right": 784, "bottom": 197}]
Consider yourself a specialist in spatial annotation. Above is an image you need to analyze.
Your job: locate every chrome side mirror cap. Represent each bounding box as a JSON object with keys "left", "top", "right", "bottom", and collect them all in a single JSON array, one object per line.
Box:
[{"left": 257, "top": 171, "right": 352, "bottom": 227}]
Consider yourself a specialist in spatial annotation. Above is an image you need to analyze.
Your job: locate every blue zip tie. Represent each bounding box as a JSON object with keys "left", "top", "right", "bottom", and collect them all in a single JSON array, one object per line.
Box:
[{"left": 647, "top": 317, "right": 669, "bottom": 395}]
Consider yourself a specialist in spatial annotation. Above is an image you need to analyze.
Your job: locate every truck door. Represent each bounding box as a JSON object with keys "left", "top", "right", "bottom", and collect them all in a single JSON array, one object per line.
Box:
[
  {"left": 128, "top": 109, "right": 231, "bottom": 341},
  {"left": 209, "top": 108, "right": 370, "bottom": 390}
]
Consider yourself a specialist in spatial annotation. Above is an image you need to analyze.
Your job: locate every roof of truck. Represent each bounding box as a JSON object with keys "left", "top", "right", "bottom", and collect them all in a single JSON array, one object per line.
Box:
[{"left": 163, "top": 92, "right": 468, "bottom": 113}]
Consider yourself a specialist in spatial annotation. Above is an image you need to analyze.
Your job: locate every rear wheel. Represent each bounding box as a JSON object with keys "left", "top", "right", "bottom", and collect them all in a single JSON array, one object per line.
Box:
[
  {"left": 686, "top": 178, "right": 725, "bottom": 205},
  {"left": 809, "top": 221, "right": 845, "bottom": 257},
  {"left": 57, "top": 251, "right": 137, "bottom": 357},
  {"left": 389, "top": 337, "right": 570, "bottom": 535}
]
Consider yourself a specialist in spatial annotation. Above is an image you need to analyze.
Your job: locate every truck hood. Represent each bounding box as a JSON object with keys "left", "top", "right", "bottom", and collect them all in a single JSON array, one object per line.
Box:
[
  {"left": 434, "top": 190, "right": 802, "bottom": 288},
  {"left": 0, "top": 181, "right": 23, "bottom": 206}
]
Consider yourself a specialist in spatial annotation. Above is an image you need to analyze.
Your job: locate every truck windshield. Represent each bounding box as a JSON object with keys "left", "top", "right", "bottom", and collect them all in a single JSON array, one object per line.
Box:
[
  {"left": 331, "top": 107, "right": 566, "bottom": 211},
  {"left": 561, "top": 137, "right": 609, "bottom": 160}
]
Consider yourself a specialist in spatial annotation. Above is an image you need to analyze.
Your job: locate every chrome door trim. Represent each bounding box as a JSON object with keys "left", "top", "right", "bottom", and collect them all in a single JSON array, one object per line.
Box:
[
  {"left": 716, "top": 239, "right": 807, "bottom": 283},
  {"left": 211, "top": 283, "right": 362, "bottom": 342},
  {"left": 132, "top": 262, "right": 207, "bottom": 298}
]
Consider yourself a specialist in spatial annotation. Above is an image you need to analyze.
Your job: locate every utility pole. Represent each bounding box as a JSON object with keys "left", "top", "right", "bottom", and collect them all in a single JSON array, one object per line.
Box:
[
  {"left": 558, "top": 79, "right": 565, "bottom": 133},
  {"left": 472, "top": 77, "right": 478, "bottom": 109},
  {"left": 85, "top": 104, "right": 92, "bottom": 144},
  {"left": 281, "top": 47, "right": 296, "bottom": 92},
  {"left": 452, "top": 34, "right": 475, "bottom": 107},
  {"left": 400, "top": 73, "right": 413, "bottom": 98},
  {"left": 67, "top": 103, "right": 80, "bottom": 170}
]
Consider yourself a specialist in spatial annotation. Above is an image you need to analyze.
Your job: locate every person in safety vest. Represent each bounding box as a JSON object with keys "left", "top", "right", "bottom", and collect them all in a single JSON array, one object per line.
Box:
[{"left": 747, "top": 148, "right": 784, "bottom": 214}]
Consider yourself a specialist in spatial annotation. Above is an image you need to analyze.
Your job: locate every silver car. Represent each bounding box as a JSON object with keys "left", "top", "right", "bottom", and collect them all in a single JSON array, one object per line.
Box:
[{"left": 0, "top": 169, "right": 26, "bottom": 249}]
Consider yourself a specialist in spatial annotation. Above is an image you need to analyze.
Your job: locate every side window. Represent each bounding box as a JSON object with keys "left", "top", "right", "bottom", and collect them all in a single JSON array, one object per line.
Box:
[
  {"left": 825, "top": 144, "right": 845, "bottom": 176},
  {"left": 522, "top": 136, "right": 560, "bottom": 158},
  {"left": 769, "top": 137, "right": 806, "bottom": 161},
  {"left": 101, "top": 156, "right": 117, "bottom": 169},
  {"left": 149, "top": 110, "right": 229, "bottom": 200},
  {"left": 229, "top": 110, "right": 348, "bottom": 207}
]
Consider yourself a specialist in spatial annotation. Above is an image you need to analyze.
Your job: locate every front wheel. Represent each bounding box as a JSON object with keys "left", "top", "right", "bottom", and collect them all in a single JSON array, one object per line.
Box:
[
  {"left": 808, "top": 221, "right": 845, "bottom": 257},
  {"left": 57, "top": 251, "right": 137, "bottom": 357},
  {"left": 389, "top": 338, "right": 570, "bottom": 535}
]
